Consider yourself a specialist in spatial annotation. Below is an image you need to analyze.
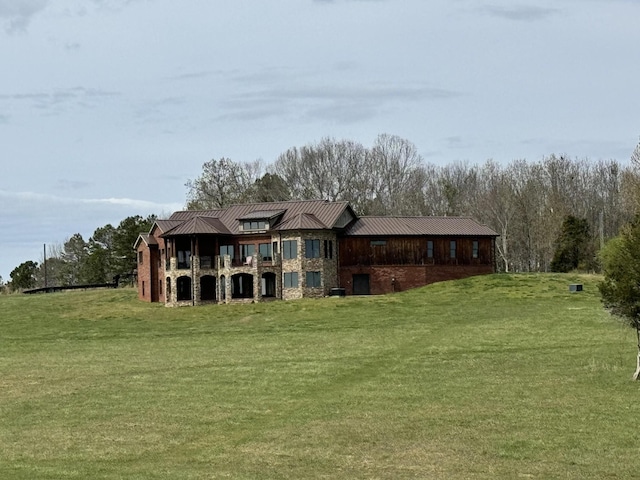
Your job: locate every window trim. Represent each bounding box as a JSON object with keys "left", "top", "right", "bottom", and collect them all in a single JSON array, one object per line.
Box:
[
  {"left": 306, "top": 271, "right": 321, "bottom": 288},
  {"left": 282, "top": 240, "right": 297, "bottom": 260},
  {"left": 284, "top": 271, "right": 299, "bottom": 288}
]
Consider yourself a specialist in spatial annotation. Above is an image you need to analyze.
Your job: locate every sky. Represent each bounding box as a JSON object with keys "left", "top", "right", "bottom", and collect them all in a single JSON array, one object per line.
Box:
[{"left": 1, "top": 0, "right": 639, "bottom": 282}]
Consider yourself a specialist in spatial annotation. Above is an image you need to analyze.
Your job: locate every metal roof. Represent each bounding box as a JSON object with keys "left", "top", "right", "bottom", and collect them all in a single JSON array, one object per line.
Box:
[
  {"left": 344, "top": 216, "right": 499, "bottom": 237},
  {"left": 162, "top": 216, "right": 232, "bottom": 236},
  {"left": 156, "top": 200, "right": 497, "bottom": 238},
  {"left": 276, "top": 213, "right": 327, "bottom": 231},
  {"left": 238, "top": 210, "right": 285, "bottom": 221},
  {"left": 163, "top": 199, "right": 354, "bottom": 236},
  {"left": 133, "top": 233, "right": 158, "bottom": 249}
]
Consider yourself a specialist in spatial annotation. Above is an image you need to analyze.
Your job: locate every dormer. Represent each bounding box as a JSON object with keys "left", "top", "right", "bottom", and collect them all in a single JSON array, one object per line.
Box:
[{"left": 238, "top": 210, "right": 286, "bottom": 233}]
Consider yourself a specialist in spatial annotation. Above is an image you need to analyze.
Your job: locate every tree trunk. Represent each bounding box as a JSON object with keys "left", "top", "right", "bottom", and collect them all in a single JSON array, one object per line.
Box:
[{"left": 634, "top": 322, "right": 640, "bottom": 381}]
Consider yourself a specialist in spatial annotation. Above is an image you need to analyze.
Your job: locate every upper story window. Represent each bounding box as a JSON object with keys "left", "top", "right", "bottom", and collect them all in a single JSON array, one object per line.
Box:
[
  {"left": 305, "top": 239, "right": 320, "bottom": 258},
  {"left": 370, "top": 240, "right": 387, "bottom": 246},
  {"left": 138, "top": 251, "right": 143, "bottom": 264},
  {"left": 324, "top": 240, "right": 333, "bottom": 259},
  {"left": 282, "top": 240, "right": 297, "bottom": 259},
  {"left": 472, "top": 240, "right": 479, "bottom": 259},
  {"left": 259, "top": 243, "right": 272, "bottom": 261},
  {"left": 241, "top": 244, "right": 255, "bottom": 258},
  {"left": 242, "top": 220, "right": 266, "bottom": 231},
  {"left": 427, "top": 240, "right": 434, "bottom": 258},
  {"left": 450, "top": 240, "right": 457, "bottom": 259},
  {"left": 220, "top": 245, "right": 234, "bottom": 257}
]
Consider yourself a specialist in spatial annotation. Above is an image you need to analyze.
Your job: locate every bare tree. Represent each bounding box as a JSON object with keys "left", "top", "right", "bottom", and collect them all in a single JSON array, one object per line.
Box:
[{"left": 185, "top": 158, "right": 261, "bottom": 209}]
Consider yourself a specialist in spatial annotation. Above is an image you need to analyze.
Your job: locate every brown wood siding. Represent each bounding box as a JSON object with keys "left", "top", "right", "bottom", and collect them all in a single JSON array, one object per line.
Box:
[{"left": 338, "top": 236, "right": 494, "bottom": 266}]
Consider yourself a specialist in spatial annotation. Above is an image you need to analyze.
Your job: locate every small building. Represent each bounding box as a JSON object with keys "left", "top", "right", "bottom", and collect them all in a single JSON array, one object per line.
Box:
[{"left": 134, "top": 199, "right": 498, "bottom": 306}]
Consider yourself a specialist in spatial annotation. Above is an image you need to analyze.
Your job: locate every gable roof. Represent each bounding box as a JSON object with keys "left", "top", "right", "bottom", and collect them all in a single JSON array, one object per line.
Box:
[
  {"left": 162, "top": 216, "right": 232, "bottom": 236},
  {"left": 344, "top": 216, "right": 498, "bottom": 237},
  {"left": 162, "top": 199, "right": 354, "bottom": 236},
  {"left": 276, "top": 213, "right": 327, "bottom": 231},
  {"left": 133, "top": 233, "right": 158, "bottom": 249}
]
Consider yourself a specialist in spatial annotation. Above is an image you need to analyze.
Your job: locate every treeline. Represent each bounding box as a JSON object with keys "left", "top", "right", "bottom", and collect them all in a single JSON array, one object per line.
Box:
[
  {"left": 5, "top": 215, "right": 155, "bottom": 292},
  {"left": 4, "top": 133, "right": 638, "bottom": 293},
  {"left": 186, "top": 134, "right": 640, "bottom": 273}
]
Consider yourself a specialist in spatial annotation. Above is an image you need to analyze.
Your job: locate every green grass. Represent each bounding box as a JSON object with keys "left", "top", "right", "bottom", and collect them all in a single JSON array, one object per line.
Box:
[{"left": 1, "top": 274, "right": 638, "bottom": 479}]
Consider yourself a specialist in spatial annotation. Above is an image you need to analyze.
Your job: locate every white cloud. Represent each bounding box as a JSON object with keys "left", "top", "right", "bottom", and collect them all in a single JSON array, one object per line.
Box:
[
  {"left": 0, "top": 189, "right": 182, "bottom": 278},
  {"left": 0, "top": 0, "right": 49, "bottom": 32}
]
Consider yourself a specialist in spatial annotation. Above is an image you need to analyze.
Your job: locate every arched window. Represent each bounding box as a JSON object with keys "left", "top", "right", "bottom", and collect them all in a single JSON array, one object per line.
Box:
[
  {"left": 177, "top": 276, "right": 192, "bottom": 301},
  {"left": 231, "top": 273, "right": 254, "bottom": 299}
]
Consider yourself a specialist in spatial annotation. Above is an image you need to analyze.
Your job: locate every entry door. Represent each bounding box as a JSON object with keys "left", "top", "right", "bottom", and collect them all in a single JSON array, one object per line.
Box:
[{"left": 352, "top": 274, "right": 370, "bottom": 295}]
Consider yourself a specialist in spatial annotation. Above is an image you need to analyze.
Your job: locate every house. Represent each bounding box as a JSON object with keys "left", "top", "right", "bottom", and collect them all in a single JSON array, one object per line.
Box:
[{"left": 134, "top": 199, "right": 498, "bottom": 306}]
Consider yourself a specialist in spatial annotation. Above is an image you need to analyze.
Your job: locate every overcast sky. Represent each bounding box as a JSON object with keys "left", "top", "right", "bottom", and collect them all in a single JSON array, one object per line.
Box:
[{"left": 1, "top": 0, "right": 639, "bottom": 281}]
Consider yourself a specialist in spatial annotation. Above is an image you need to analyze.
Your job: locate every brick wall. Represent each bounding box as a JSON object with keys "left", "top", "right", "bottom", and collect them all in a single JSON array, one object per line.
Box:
[{"left": 339, "top": 264, "right": 494, "bottom": 295}]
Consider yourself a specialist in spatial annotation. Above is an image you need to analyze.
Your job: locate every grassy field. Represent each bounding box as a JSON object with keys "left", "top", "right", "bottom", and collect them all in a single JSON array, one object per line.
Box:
[{"left": 1, "top": 273, "right": 638, "bottom": 479}]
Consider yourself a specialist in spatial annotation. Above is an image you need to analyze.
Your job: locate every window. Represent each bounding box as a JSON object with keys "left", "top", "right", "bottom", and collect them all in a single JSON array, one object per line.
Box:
[
  {"left": 450, "top": 240, "right": 457, "bottom": 259},
  {"left": 305, "top": 239, "right": 320, "bottom": 258},
  {"left": 142, "top": 281, "right": 145, "bottom": 296},
  {"left": 306, "top": 271, "right": 321, "bottom": 288},
  {"left": 272, "top": 241, "right": 278, "bottom": 254},
  {"left": 370, "top": 240, "right": 387, "bottom": 246},
  {"left": 138, "top": 251, "right": 143, "bottom": 264},
  {"left": 220, "top": 245, "right": 234, "bottom": 257},
  {"left": 241, "top": 244, "right": 255, "bottom": 258},
  {"left": 427, "top": 240, "right": 434, "bottom": 258},
  {"left": 284, "top": 272, "right": 299, "bottom": 288},
  {"left": 324, "top": 240, "right": 333, "bottom": 259},
  {"left": 259, "top": 243, "right": 272, "bottom": 261},
  {"left": 177, "top": 249, "right": 190, "bottom": 269},
  {"left": 472, "top": 240, "right": 479, "bottom": 259},
  {"left": 177, "top": 276, "right": 192, "bottom": 301},
  {"left": 159, "top": 279, "right": 162, "bottom": 295},
  {"left": 283, "top": 240, "right": 297, "bottom": 259},
  {"left": 242, "top": 220, "right": 266, "bottom": 231}
]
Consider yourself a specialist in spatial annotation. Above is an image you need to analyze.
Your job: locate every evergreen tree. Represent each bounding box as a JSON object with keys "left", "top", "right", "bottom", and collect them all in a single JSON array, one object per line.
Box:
[
  {"left": 550, "top": 216, "right": 592, "bottom": 272},
  {"left": 9, "top": 261, "right": 39, "bottom": 290},
  {"left": 599, "top": 217, "right": 640, "bottom": 379}
]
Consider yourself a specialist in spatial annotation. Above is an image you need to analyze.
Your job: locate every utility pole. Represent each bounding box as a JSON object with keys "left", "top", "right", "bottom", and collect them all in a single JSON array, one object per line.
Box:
[{"left": 43, "top": 244, "right": 47, "bottom": 288}]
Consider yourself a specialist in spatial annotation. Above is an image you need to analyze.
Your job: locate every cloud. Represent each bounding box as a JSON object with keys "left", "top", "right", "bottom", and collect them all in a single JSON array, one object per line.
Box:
[
  {"left": 0, "top": 190, "right": 181, "bottom": 212},
  {"left": 0, "top": 0, "right": 49, "bottom": 32},
  {"left": 0, "top": 189, "right": 183, "bottom": 279},
  {"left": 0, "top": 87, "right": 120, "bottom": 115},
  {"left": 479, "top": 5, "right": 560, "bottom": 21},
  {"left": 215, "top": 82, "right": 462, "bottom": 125}
]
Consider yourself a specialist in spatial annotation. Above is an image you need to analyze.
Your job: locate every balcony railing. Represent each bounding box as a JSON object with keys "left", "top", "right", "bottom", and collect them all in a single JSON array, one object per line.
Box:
[{"left": 166, "top": 253, "right": 281, "bottom": 271}]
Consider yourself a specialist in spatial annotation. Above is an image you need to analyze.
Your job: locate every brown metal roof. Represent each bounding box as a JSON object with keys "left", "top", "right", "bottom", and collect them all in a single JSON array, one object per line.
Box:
[
  {"left": 238, "top": 210, "right": 285, "bottom": 221},
  {"left": 133, "top": 233, "right": 158, "bottom": 249},
  {"left": 276, "top": 213, "right": 327, "bottom": 231},
  {"left": 154, "top": 219, "right": 183, "bottom": 233},
  {"left": 344, "top": 216, "right": 499, "bottom": 237},
  {"left": 163, "top": 200, "right": 353, "bottom": 236},
  {"left": 162, "top": 216, "right": 232, "bottom": 236}
]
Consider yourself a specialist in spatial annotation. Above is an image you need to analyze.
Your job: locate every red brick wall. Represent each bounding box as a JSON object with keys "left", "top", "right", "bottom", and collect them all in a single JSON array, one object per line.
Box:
[
  {"left": 339, "top": 264, "right": 494, "bottom": 295},
  {"left": 136, "top": 243, "right": 152, "bottom": 302}
]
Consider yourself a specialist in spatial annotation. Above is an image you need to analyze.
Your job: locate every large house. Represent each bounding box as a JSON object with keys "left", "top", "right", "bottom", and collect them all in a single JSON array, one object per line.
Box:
[{"left": 134, "top": 199, "right": 498, "bottom": 306}]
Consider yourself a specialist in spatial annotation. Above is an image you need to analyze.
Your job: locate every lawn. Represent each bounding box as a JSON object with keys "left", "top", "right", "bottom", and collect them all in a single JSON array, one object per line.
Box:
[{"left": 1, "top": 273, "right": 638, "bottom": 479}]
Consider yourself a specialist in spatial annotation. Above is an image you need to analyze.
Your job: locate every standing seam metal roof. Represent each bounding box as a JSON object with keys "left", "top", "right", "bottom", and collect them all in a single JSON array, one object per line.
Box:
[
  {"left": 164, "top": 199, "right": 353, "bottom": 236},
  {"left": 344, "top": 216, "right": 498, "bottom": 236}
]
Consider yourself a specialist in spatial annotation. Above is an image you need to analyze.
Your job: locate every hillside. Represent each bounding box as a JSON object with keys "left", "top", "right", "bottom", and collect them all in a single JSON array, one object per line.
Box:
[{"left": 0, "top": 274, "right": 636, "bottom": 479}]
